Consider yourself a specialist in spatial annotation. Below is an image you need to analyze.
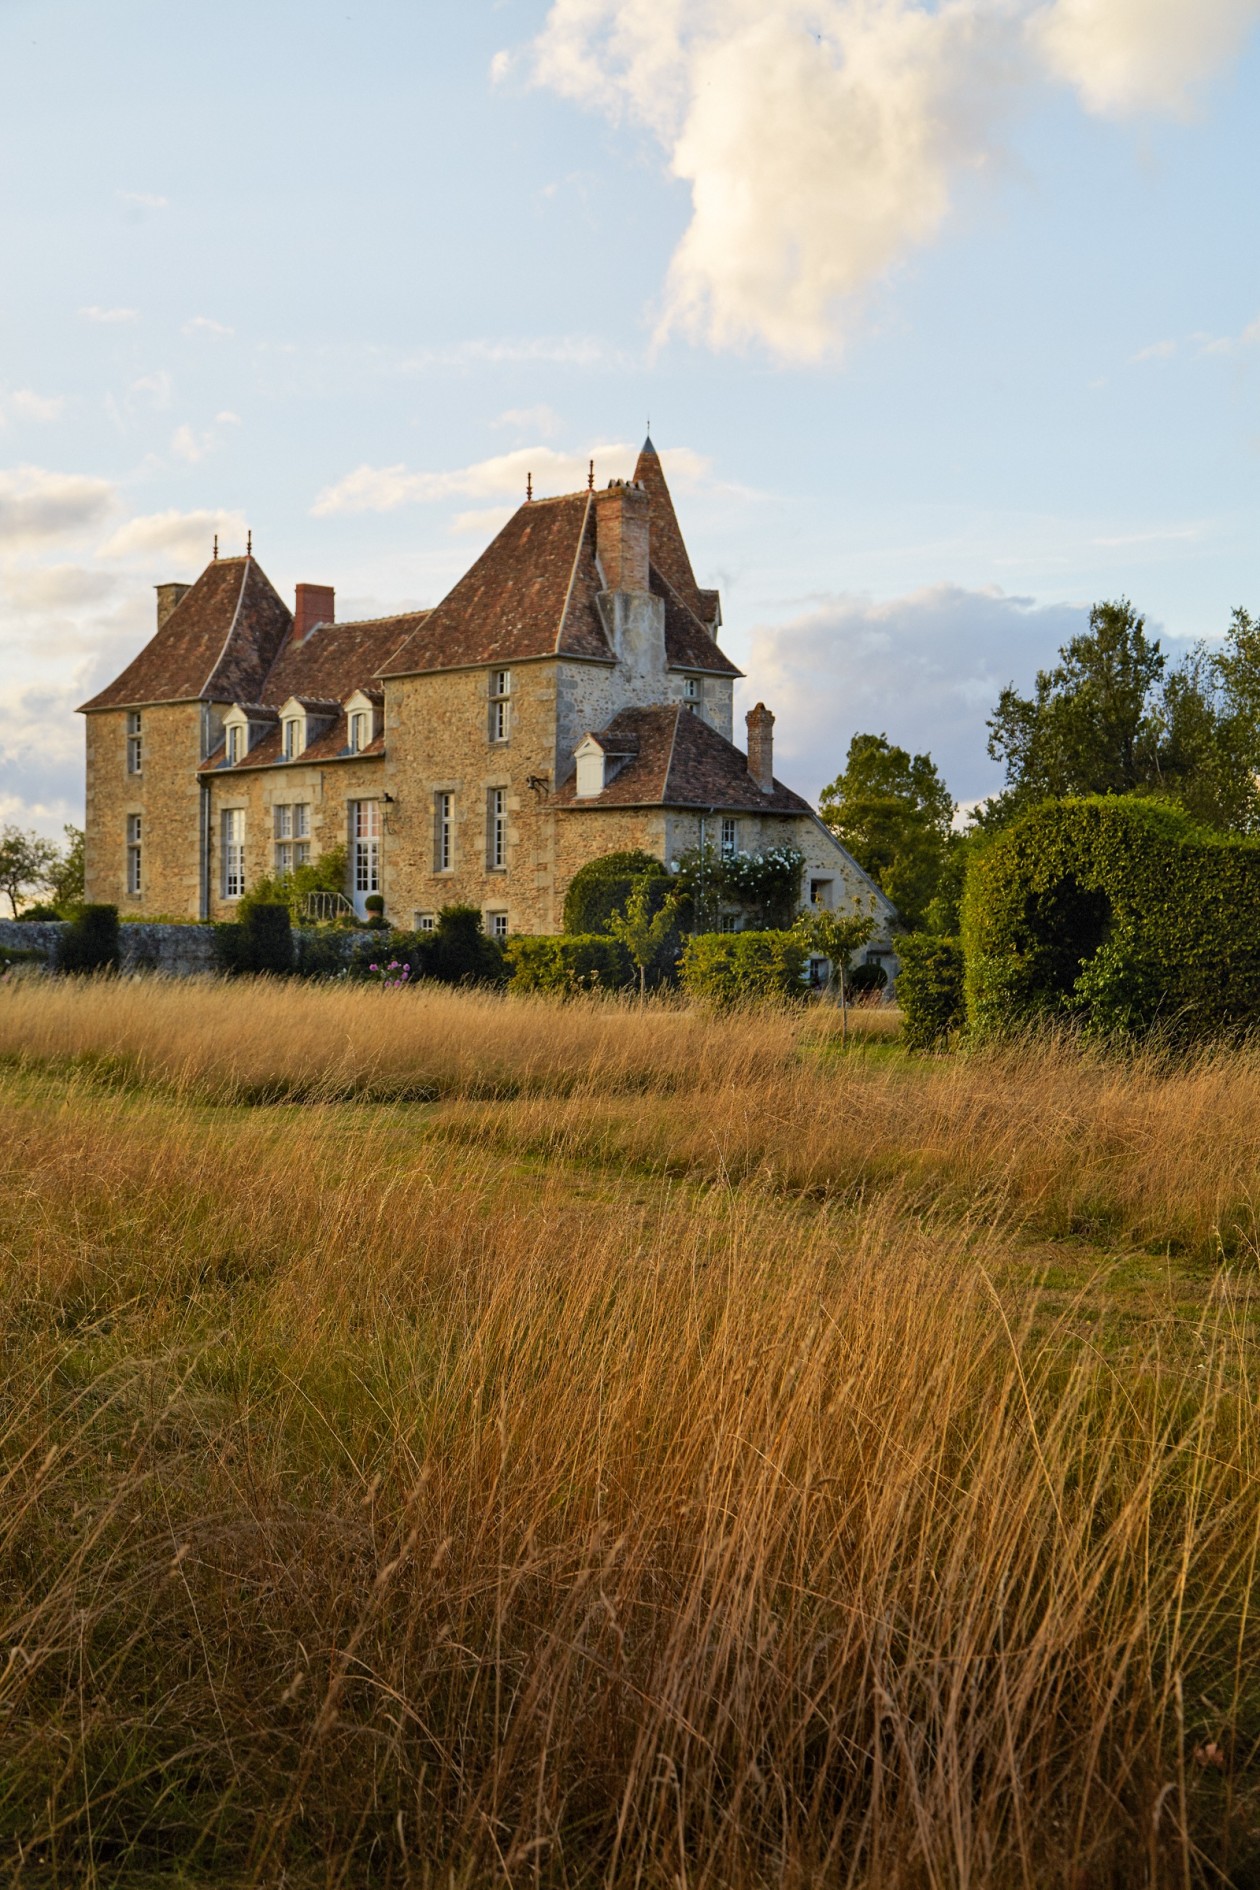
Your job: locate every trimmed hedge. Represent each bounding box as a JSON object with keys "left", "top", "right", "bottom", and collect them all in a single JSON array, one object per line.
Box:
[
  {"left": 563, "top": 851, "right": 669, "bottom": 936},
  {"left": 963, "top": 795, "right": 1260, "bottom": 1040},
  {"left": 214, "top": 903, "right": 294, "bottom": 976},
  {"left": 506, "top": 934, "right": 632, "bottom": 993},
  {"left": 895, "top": 935, "right": 965, "bottom": 1050},
  {"left": 678, "top": 930, "right": 807, "bottom": 1005},
  {"left": 57, "top": 904, "right": 120, "bottom": 975}
]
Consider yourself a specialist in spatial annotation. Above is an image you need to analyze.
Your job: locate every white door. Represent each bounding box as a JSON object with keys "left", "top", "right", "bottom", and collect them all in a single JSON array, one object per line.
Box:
[{"left": 350, "top": 800, "right": 381, "bottom": 920}]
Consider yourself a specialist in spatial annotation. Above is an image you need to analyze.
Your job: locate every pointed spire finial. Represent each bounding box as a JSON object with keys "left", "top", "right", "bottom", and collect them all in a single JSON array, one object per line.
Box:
[
  {"left": 213, "top": 533, "right": 218, "bottom": 561},
  {"left": 526, "top": 472, "right": 533, "bottom": 502},
  {"left": 588, "top": 458, "right": 595, "bottom": 491},
  {"left": 246, "top": 529, "right": 252, "bottom": 556}
]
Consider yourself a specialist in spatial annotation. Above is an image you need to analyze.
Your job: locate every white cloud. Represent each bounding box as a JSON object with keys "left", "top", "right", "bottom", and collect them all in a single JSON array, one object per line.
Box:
[
  {"left": 79, "top": 305, "right": 139, "bottom": 324},
  {"left": 312, "top": 441, "right": 644, "bottom": 516},
  {"left": 1031, "top": 0, "right": 1260, "bottom": 117},
  {"left": 519, "top": 0, "right": 1260, "bottom": 361},
  {"left": 170, "top": 411, "right": 242, "bottom": 464},
  {"left": 1132, "top": 339, "right": 1177, "bottom": 362},
  {"left": 128, "top": 370, "right": 173, "bottom": 411},
  {"left": 493, "top": 404, "right": 565, "bottom": 437},
  {"left": 0, "top": 565, "right": 118, "bottom": 612},
  {"left": 182, "top": 315, "right": 235, "bottom": 338},
  {"left": 8, "top": 390, "right": 66, "bottom": 423},
  {"left": 97, "top": 507, "right": 246, "bottom": 565},
  {"left": 117, "top": 190, "right": 169, "bottom": 209},
  {"left": 744, "top": 582, "right": 1090, "bottom": 802},
  {"left": 0, "top": 466, "right": 117, "bottom": 550}
]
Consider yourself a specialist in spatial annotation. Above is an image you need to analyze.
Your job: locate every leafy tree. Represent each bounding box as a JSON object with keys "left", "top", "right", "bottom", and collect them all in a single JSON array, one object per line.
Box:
[
  {"left": 0, "top": 825, "right": 59, "bottom": 917},
  {"left": 798, "top": 903, "right": 877, "bottom": 1042},
  {"left": 607, "top": 878, "right": 682, "bottom": 997},
  {"left": 673, "top": 843, "right": 805, "bottom": 931},
  {"left": 47, "top": 826, "right": 85, "bottom": 912},
  {"left": 818, "top": 734, "right": 954, "bottom": 929}
]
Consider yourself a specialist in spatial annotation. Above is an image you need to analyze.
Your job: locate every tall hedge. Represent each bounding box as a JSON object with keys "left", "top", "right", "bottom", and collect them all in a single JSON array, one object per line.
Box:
[
  {"left": 678, "top": 930, "right": 807, "bottom": 1006},
  {"left": 896, "top": 935, "right": 966, "bottom": 1049},
  {"left": 506, "top": 934, "right": 632, "bottom": 994},
  {"left": 57, "top": 904, "right": 120, "bottom": 974},
  {"left": 963, "top": 796, "right": 1260, "bottom": 1039},
  {"left": 563, "top": 852, "right": 669, "bottom": 935}
]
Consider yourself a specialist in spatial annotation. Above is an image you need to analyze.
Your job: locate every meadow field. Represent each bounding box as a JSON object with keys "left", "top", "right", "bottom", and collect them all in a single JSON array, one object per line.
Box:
[{"left": 2, "top": 977, "right": 1260, "bottom": 1887}]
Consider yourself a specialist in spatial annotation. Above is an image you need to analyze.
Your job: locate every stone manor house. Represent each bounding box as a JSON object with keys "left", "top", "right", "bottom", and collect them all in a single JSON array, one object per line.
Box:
[{"left": 81, "top": 438, "right": 894, "bottom": 950}]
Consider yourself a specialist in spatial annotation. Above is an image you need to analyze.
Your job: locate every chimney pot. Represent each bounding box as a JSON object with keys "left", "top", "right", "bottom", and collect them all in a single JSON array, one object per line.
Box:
[
  {"left": 746, "top": 702, "right": 775, "bottom": 794},
  {"left": 294, "top": 582, "right": 335, "bottom": 644},
  {"left": 155, "top": 582, "right": 190, "bottom": 630}
]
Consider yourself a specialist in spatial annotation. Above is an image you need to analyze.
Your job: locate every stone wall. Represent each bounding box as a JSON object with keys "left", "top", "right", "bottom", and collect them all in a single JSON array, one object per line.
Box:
[
  {"left": 84, "top": 701, "right": 210, "bottom": 919},
  {"left": 204, "top": 752, "right": 386, "bottom": 920},
  {"left": 0, "top": 919, "right": 217, "bottom": 975}
]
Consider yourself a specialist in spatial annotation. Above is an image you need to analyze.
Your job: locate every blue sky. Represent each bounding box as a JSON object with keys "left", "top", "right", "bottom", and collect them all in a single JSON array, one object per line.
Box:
[{"left": 2, "top": 0, "right": 1258, "bottom": 836}]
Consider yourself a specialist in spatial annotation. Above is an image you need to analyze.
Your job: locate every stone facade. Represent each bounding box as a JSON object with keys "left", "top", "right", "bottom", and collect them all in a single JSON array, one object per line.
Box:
[{"left": 79, "top": 439, "right": 897, "bottom": 947}]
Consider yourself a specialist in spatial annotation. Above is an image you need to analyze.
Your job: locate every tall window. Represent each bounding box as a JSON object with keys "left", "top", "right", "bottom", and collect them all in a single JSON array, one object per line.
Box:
[
  {"left": 350, "top": 800, "right": 381, "bottom": 896},
  {"left": 126, "top": 813, "right": 142, "bottom": 896},
  {"left": 721, "top": 817, "right": 739, "bottom": 857},
  {"left": 487, "top": 787, "right": 507, "bottom": 870},
  {"left": 434, "top": 791, "right": 454, "bottom": 872},
  {"left": 487, "top": 911, "right": 508, "bottom": 942},
  {"left": 126, "top": 710, "right": 143, "bottom": 773},
  {"left": 348, "top": 711, "right": 369, "bottom": 753},
  {"left": 226, "top": 723, "right": 243, "bottom": 765},
  {"left": 283, "top": 717, "right": 301, "bottom": 760},
  {"left": 221, "top": 809, "right": 246, "bottom": 899},
  {"left": 274, "top": 803, "right": 310, "bottom": 874},
  {"left": 489, "top": 670, "right": 511, "bottom": 743},
  {"left": 683, "top": 677, "right": 700, "bottom": 712}
]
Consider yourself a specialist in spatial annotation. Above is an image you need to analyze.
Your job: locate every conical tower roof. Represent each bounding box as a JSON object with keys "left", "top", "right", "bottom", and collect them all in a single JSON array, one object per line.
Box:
[{"left": 633, "top": 435, "right": 705, "bottom": 622}]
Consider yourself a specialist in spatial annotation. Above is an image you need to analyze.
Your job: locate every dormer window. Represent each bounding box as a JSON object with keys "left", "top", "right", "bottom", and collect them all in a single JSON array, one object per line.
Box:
[
  {"left": 283, "top": 717, "right": 301, "bottom": 760},
  {"left": 349, "top": 710, "right": 369, "bottom": 754},
  {"left": 683, "top": 677, "right": 700, "bottom": 711},
  {"left": 575, "top": 736, "right": 606, "bottom": 799},
  {"left": 226, "top": 723, "right": 243, "bottom": 765}
]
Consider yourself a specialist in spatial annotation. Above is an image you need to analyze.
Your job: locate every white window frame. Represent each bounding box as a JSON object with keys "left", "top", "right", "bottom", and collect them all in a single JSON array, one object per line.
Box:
[
  {"left": 221, "top": 808, "right": 246, "bottom": 900},
  {"left": 720, "top": 817, "right": 739, "bottom": 858},
  {"left": 126, "top": 711, "right": 143, "bottom": 775},
  {"left": 282, "top": 717, "right": 301, "bottom": 761},
  {"left": 434, "top": 791, "right": 454, "bottom": 873},
  {"left": 350, "top": 800, "right": 381, "bottom": 896},
  {"left": 487, "top": 786, "right": 507, "bottom": 871},
  {"left": 348, "top": 711, "right": 369, "bottom": 754},
  {"left": 487, "top": 911, "right": 509, "bottom": 942},
  {"left": 414, "top": 911, "right": 437, "bottom": 933},
  {"left": 126, "top": 813, "right": 142, "bottom": 896},
  {"left": 489, "top": 670, "right": 511, "bottom": 744},
  {"left": 682, "top": 677, "right": 700, "bottom": 711},
  {"left": 226, "top": 723, "right": 243, "bottom": 765}
]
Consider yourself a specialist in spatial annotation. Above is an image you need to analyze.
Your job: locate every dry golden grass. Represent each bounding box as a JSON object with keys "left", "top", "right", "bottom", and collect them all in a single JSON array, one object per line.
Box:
[{"left": 2, "top": 978, "right": 1260, "bottom": 1886}]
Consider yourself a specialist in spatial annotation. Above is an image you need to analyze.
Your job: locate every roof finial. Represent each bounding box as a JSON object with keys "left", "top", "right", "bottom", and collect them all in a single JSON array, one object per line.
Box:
[
  {"left": 526, "top": 472, "right": 533, "bottom": 502},
  {"left": 246, "top": 529, "right": 252, "bottom": 556},
  {"left": 588, "top": 458, "right": 594, "bottom": 491},
  {"left": 213, "top": 533, "right": 218, "bottom": 561}
]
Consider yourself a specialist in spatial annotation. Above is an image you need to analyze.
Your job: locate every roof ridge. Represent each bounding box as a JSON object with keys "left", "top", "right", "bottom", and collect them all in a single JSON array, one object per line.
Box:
[
  {"left": 200, "top": 558, "right": 253, "bottom": 697},
  {"left": 661, "top": 701, "right": 683, "bottom": 799},
  {"left": 554, "top": 490, "right": 595, "bottom": 656}
]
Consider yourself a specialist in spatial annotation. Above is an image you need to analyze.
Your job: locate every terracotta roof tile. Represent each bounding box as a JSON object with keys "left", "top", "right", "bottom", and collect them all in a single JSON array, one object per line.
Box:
[
  {"left": 655, "top": 567, "right": 741, "bottom": 677},
  {"left": 554, "top": 705, "right": 812, "bottom": 815},
  {"left": 382, "top": 494, "right": 612, "bottom": 678},
  {"left": 633, "top": 438, "right": 708, "bottom": 624},
  {"left": 202, "top": 710, "right": 386, "bottom": 774},
  {"left": 80, "top": 557, "right": 293, "bottom": 712},
  {"left": 262, "top": 611, "right": 424, "bottom": 705}
]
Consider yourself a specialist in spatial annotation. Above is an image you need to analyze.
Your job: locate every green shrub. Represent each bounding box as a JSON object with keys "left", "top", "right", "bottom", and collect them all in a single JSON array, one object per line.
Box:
[
  {"left": 563, "top": 851, "right": 668, "bottom": 935},
  {"left": 678, "top": 930, "right": 807, "bottom": 1006},
  {"left": 17, "top": 902, "right": 60, "bottom": 921},
  {"left": 895, "top": 935, "right": 966, "bottom": 1050},
  {"left": 213, "top": 903, "right": 293, "bottom": 976},
  {"left": 506, "top": 934, "right": 632, "bottom": 994},
  {"left": 426, "top": 906, "right": 507, "bottom": 986},
  {"left": 56, "top": 904, "right": 120, "bottom": 975},
  {"left": 963, "top": 795, "right": 1260, "bottom": 1041},
  {"left": 294, "top": 930, "right": 353, "bottom": 979}
]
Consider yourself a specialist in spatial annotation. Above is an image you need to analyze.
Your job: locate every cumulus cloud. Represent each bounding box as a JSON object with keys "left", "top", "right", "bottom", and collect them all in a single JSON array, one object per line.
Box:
[
  {"left": 182, "top": 315, "right": 235, "bottom": 338},
  {"left": 313, "top": 441, "right": 648, "bottom": 516},
  {"left": 1031, "top": 0, "right": 1260, "bottom": 117},
  {"left": 7, "top": 390, "right": 66, "bottom": 423},
  {"left": 744, "top": 582, "right": 1092, "bottom": 802},
  {"left": 79, "top": 305, "right": 139, "bottom": 324},
  {"left": 517, "top": 0, "right": 1260, "bottom": 360},
  {"left": 97, "top": 507, "right": 246, "bottom": 565},
  {"left": 170, "top": 411, "right": 242, "bottom": 464},
  {"left": 0, "top": 466, "right": 117, "bottom": 550},
  {"left": 493, "top": 404, "right": 565, "bottom": 437},
  {"left": 128, "top": 370, "right": 173, "bottom": 411}
]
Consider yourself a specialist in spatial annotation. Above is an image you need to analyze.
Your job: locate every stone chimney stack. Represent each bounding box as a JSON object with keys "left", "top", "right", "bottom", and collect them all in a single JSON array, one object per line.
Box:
[
  {"left": 746, "top": 703, "right": 775, "bottom": 794},
  {"left": 155, "top": 582, "right": 190, "bottom": 630},
  {"left": 294, "top": 583, "right": 335, "bottom": 644},
  {"left": 592, "top": 479, "right": 650, "bottom": 593}
]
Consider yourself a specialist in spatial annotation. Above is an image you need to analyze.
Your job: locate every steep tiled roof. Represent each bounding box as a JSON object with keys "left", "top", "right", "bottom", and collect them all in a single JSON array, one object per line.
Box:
[
  {"left": 383, "top": 494, "right": 611, "bottom": 678},
  {"left": 202, "top": 712, "right": 385, "bottom": 774},
  {"left": 655, "top": 567, "right": 741, "bottom": 677},
  {"left": 633, "top": 438, "right": 708, "bottom": 624},
  {"left": 554, "top": 706, "right": 812, "bottom": 815},
  {"left": 80, "top": 557, "right": 293, "bottom": 712},
  {"left": 263, "top": 611, "right": 424, "bottom": 705}
]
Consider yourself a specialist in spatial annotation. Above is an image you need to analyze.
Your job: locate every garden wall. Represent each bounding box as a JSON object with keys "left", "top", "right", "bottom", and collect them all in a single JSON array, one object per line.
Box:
[{"left": 0, "top": 920, "right": 378, "bottom": 976}]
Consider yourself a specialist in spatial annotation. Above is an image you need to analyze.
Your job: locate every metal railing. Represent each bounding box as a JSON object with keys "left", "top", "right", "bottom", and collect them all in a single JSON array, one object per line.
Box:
[{"left": 300, "top": 890, "right": 356, "bottom": 923}]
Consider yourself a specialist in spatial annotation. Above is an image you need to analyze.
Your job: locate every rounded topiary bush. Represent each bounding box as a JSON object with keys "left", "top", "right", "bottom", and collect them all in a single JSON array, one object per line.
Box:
[
  {"left": 57, "top": 904, "right": 120, "bottom": 975},
  {"left": 562, "top": 851, "right": 667, "bottom": 936}
]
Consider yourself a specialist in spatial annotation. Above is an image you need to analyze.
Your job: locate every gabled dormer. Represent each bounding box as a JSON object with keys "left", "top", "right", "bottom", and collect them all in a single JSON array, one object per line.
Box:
[
  {"left": 278, "top": 696, "right": 339, "bottom": 761},
  {"left": 222, "top": 702, "right": 278, "bottom": 766},
  {"left": 574, "top": 729, "right": 639, "bottom": 798},
  {"left": 344, "top": 687, "right": 384, "bottom": 754}
]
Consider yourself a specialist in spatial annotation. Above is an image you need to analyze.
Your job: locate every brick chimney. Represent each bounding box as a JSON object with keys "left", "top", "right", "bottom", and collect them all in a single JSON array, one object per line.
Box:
[
  {"left": 155, "top": 582, "right": 189, "bottom": 629},
  {"left": 746, "top": 703, "right": 775, "bottom": 794},
  {"left": 592, "top": 480, "right": 650, "bottom": 593},
  {"left": 294, "top": 583, "right": 335, "bottom": 644}
]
